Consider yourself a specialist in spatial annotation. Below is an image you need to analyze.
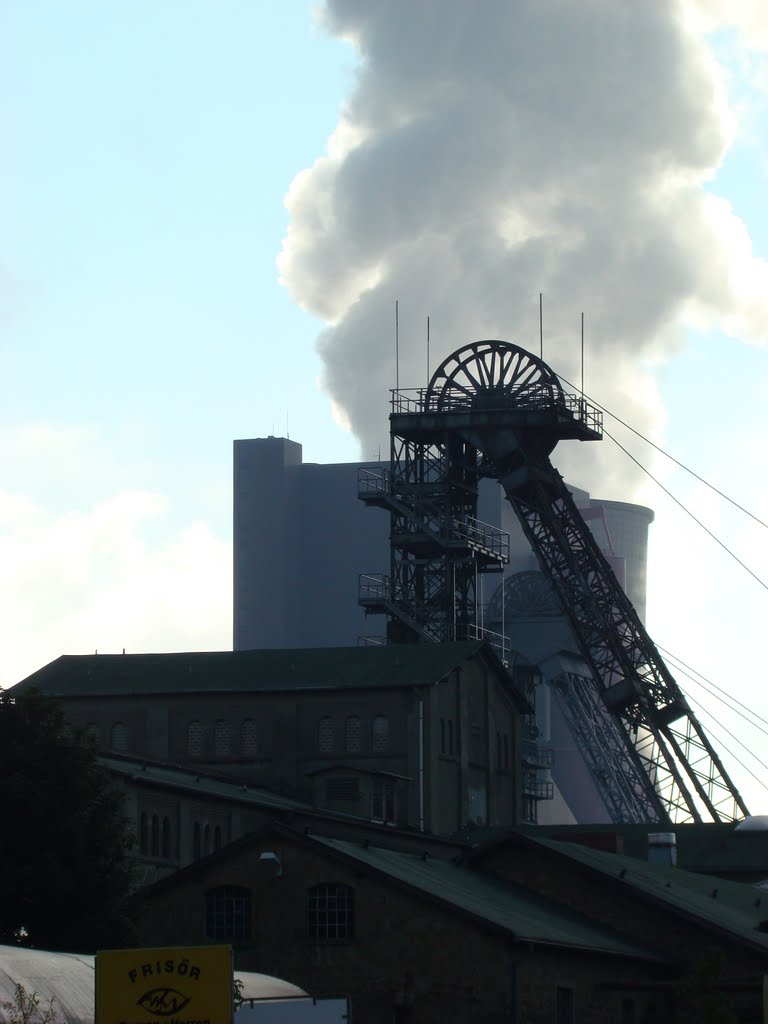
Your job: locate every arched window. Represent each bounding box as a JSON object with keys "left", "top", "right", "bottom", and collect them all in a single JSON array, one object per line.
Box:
[
  {"left": 214, "top": 719, "right": 231, "bottom": 757},
  {"left": 150, "top": 814, "right": 160, "bottom": 857},
  {"left": 110, "top": 721, "right": 127, "bottom": 752},
  {"left": 344, "top": 716, "right": 361, "bottom": 753},
  {"left": 193, "top": 822, "right": 201, "bottom": 860},
  {"left": 214, "top": 826, "right": 222, "bottom": 851},
  {"left": 187, "top": 720, "right": 203, "bottom": 757},
  {"left": 306, "top": 883, "right": 354, "bottom": 941},
  {"left": 161, "top": 817, "right": 172, "bottom": 859},
  {"left": 241, "top": 718, "right": 258, "bottom": 756},
  {"left": 318, "top": 717, "right": 334, "bottom": 753},
  {"left": 203, "top": 824, "right": 212, "bottom": 856},
  {"left": 139, "top": 812, "right": 148, "bottom": 855},
  {"left": 372, "top": 715, "right": 390, "bottom": 753},
  {"left": 85, "top": 722, "right": 99, "bottom": 744},
  {"left": 205, "top": 886, "right": 251, "bottom": 941}
]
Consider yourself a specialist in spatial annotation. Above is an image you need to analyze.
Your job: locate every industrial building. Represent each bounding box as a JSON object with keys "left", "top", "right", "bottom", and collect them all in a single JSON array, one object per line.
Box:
[
  {"left": 234, "top": 339, "right": 746, "bottom": 829},
  {"left": 13, "top": 641, "right": 530, "bottom": 880},
  {"left": 233, "top": 435, "right": 654, "bottom": 652},
  {"left": 7, "top": 337, "right": 762, "bottom": 1023},
  {"left": 232, "top": 436, "right": 656, "bottom": 825}
]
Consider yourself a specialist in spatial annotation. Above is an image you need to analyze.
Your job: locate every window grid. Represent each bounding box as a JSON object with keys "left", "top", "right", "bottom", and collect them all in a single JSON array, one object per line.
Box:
[
  {"left": 241, "top": 718, "right": 258, "bottom": 756},
  {"left": 110, "top": 722, "right": 128, "bottom": 752},
  {"left": 214, "top": 719, "right": 231, "bottom": 757},
  {"left": 345, "top": 715, "right": 361, "bottom": 753},
  {"left": 187, "top": 720, "right": 203, "bottom": 757},
  {"left": 205, "top": 886, "right": 251, "bottom": 941},
  {"left": 307, "top": 884, "right": 354, "bottom": 942},
  {"left": 318, "top": 717, "right": 334, "bottom": 753},
  {"left": 372, "top": 715, "right": 389, "bottom": 753},
  {"left": 372, "top": 779, "right": 396, "bottom": 823}
]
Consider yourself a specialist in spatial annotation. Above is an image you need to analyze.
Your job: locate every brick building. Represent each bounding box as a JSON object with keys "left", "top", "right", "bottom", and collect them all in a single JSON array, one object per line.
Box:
[
  {"left": 13, "top": 641, "right": 530, "bottom": 876},
  {"left": 139, "top": 824, "right": 670, "bottom": 1024},
  {"left": 139, "top": 822, "right": 768, "bottom": 1023}
]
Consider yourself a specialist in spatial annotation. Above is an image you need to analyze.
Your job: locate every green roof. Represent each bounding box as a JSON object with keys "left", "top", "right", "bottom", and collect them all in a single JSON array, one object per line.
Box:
[
  {"left": 309, "top": 835, "right": 661, "bottom": 960},
  {"left": 101, "top": 754, "right": 312, "bottom": 812},
  {"left": 11, "top": 642, "right": 496, "bottom": 698},
  {"left": 528, "top": 822, "right": 768, "bottom": 877},
  {"left": 525, "top": 834, "right": 768, "bottom": 955}
]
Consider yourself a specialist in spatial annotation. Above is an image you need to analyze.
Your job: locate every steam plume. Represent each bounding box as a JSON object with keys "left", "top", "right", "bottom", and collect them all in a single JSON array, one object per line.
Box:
[{"left": 280, "top": 0, "right": 768, "bottom": 493}]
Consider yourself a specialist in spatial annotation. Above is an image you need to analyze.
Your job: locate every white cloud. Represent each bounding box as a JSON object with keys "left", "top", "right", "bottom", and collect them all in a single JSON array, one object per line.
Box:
[
  {"left": 688, "top": 0, "right": 768, "bottom": 51},
  {"left": 0, "top": 428, "right": 231, "bottom": 688}
]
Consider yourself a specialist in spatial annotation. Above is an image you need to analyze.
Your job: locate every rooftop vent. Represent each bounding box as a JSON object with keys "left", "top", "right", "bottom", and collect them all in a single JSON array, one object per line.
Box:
[{"left": 648, "top": 832, "right": 677, "bottom": 867}]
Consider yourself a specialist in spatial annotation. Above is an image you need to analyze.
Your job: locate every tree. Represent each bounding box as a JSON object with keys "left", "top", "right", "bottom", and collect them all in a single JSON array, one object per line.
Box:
[{"left": 0, "top": 688, "right": 138, "bottom": 952}]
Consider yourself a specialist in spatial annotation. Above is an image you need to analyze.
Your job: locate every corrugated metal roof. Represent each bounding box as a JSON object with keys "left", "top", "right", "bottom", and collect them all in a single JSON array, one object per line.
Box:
[
  {"left": 309, "top": 836, "right": 661, "bottom": 960},
  {"left": 529, "top": 822, "right": 768, "bottom": 876},
  {"left": 0, "top": 946, "right": 308, "bottom": 1024},
  {"left": 527, "top": 835, "right": 768, "bottom": 954},
  {"left": 11, "top": 643, "right": 487, "bottom": 698},
  {"left": 102, "top": 755, "right": 312, "bottom": 812}
]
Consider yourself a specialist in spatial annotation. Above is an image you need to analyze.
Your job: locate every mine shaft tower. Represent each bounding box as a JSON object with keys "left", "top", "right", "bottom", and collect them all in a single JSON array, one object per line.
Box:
[{"left": 360, "top": 339, "right": 748, "bottom": 825}]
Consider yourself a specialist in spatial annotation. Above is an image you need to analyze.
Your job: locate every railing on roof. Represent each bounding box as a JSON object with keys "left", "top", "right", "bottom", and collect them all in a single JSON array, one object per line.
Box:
[
  {"left": 358, "top": 466, "right": 390, "bottom": 498},
  {"left": 390, "top": 384, "right": 602, "bottom": 434},
  {"left": 522, "top": 740, "right": 555, "bottom": 770},
  {"left": 465, "top": 623, "right": 512, "bottom": 662},
  {"left": 454, "top": 516, "right": 510, "bottom": 563},
  {"left": 523, "top": 777, "right": 555, "bottom": 800},
  {"left": 358, "top": 635, "right": 387, "bottom": 647}
]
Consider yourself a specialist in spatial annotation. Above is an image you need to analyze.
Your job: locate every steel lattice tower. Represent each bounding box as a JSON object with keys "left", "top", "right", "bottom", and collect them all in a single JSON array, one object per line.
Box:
[{"left": 360, "top": 339, "right": 748, "bottom": 825}]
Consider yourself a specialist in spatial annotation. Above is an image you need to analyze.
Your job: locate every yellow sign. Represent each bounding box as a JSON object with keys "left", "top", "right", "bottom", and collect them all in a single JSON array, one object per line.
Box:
[{"left": 96, "top": 945, "right": 233, "bottom": 1024}]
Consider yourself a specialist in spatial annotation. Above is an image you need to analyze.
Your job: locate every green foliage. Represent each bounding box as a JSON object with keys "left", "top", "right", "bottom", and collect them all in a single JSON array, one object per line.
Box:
[
  {"left": 0, "top": 689, "right": 138, "bottom": 953},
  {"left": 1, "top": 983, "right": 59, "bottom": 1024}
]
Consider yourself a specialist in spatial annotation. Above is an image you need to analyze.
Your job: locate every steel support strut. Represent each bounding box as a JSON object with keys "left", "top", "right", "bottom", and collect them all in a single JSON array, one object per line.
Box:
[{"left": 501, "top": 466, "right": 749, "bottom": 824}]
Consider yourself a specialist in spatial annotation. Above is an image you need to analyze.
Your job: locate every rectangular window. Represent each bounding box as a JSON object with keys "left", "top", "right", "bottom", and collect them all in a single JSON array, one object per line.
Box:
[
  {"left": 503, "top": 733, "right": 510, "bottom": 769},
  {"left": 497, "top": 731, "right": 502, "bottom": 770},
  {"left": 447, "top": 719, "right": 454, "bottom": 755},
  {"left": 307, "top": 884, "right": 354, "bottom": 942},
  {"left": 205, "top": 886, "right": 251, "bottom": 942},
  {"left": 556, "top": 987, "right": 574, "bottom": 1024},
  {"left": 440, "top": 717, "right": 446, "bottom": 754},
  {"left": 372, "top": 778, "right": 396, "bottom": 823}
]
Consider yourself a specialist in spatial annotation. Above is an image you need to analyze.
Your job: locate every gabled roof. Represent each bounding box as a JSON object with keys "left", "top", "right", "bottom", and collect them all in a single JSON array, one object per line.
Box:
[
  {"left": 529, "top": 822, "right": 768, "bottom": 878},
  {"left": 514, "top": 833, "right": 768, "bottom": 956},
  {"left": 11, "top": 642, "right": 500, "bottom": 698},
  {"left": 307, "top": 835, "right": 662, "bottom": 961}
]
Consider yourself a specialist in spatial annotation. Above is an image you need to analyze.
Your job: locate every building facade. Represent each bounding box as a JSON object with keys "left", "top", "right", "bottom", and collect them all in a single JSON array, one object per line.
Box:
[
  {"left": 14, "top": 642, "right": 529, "bottom": 867},
  {"left": 232, "top": 435, "right": 654, "bottom": 653}
]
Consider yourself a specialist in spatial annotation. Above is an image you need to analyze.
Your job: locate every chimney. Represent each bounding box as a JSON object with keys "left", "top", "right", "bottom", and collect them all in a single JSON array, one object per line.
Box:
[{"left": 648, "top": 832, "right": 677, "bottom": 867}]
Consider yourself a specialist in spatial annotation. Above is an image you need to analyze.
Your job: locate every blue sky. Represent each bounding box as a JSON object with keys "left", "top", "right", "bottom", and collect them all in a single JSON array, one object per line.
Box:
[{"left": 2, "top": 2, "right": 768, "bottom": 815}]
